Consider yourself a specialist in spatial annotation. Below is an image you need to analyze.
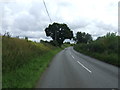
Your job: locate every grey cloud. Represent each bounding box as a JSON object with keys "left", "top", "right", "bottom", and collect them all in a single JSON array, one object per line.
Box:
[
  {"left": 58, "top": 1, "right": 72, "bottom": 7},
  {"left": 95, "top": 21, "right": 117, "bottom": 33},
  {"left": 12, "top": 30, "right": 45, "bottom": 38},
  {"left": 29, "top": 2, "right": 48, "bottom": 21},
  {"left": 72, "top": 20, "right": 117, "bottom": 40},
  {"left": 13, "top": 13, "right": 37, "bottom": 31},
  {"left": 1, "top": 0, "right": 118, "bottom": 42},
  {"left": 69, "top": 21, "right": 89, "bottom": 30}
]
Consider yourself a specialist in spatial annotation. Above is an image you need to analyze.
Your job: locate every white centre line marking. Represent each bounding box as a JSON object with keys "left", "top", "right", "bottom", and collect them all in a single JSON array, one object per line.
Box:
[
  {"left": 72, "top": 55, "right": 75, "bottom": 59},
  {"left": 77, "top": 61, "right": 92, "bottom": 74}
]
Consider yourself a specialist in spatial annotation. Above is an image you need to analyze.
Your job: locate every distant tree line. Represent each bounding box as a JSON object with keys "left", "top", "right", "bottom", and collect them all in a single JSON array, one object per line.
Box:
[{"left": 74, "top": 32, "right": 93, "bottom": 44}]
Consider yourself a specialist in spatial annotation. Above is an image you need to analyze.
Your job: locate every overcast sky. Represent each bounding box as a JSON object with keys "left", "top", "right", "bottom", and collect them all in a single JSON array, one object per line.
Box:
[{"left": 1, "top": 0, "right": 119, "bottom": 42}]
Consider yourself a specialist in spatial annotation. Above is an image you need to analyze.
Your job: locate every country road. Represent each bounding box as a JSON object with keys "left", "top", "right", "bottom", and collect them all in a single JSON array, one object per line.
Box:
[{"left": 36, "top": 47, "right": 118, "bottom": 88}]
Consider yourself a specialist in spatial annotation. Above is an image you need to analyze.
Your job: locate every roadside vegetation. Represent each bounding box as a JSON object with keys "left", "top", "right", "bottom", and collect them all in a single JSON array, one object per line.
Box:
[
  {"left": 2, "top": 35, "right": 66, "bottom": 88},
  {"left": 2, "top": 22, "right": 73, "bottom": 88},
  {"left": 2, "top": 21, "right": 119, "bottom": 88},
  {"left": 74, "top": 32, "right": 119, "bottom": 67}
]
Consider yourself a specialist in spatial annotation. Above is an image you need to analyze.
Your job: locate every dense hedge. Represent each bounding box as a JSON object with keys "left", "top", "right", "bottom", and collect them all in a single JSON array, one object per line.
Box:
[{"left": 74, "top": 33, "right": 119, "bottom": 67}]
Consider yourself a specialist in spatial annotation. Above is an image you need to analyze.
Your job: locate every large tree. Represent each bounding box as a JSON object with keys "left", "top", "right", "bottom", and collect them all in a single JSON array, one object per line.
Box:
[{"left": 45, "top": 22, "right": 73, "bottom": 46}]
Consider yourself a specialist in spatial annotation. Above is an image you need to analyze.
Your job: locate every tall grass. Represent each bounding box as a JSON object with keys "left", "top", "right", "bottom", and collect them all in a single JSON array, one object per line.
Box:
[
  {"left": 3, "top": 48, "right": 62, "bottom": 88},
  {"left": 2, "top": 36, "right": 63, "bottom": 88},
  {"left": 2, "top": 36, "right": 53, "bottom": 73}
]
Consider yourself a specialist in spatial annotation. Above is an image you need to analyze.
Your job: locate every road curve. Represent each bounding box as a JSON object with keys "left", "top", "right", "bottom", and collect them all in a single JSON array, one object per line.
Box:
[{"left": 36, "top": 47, "right": 118, "bottom": 88}]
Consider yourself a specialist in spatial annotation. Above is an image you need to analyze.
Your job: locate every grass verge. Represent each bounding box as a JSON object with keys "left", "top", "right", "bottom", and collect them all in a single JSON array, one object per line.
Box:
[{"left": 3, "top": 48, "right": 62, "bottom": 88}]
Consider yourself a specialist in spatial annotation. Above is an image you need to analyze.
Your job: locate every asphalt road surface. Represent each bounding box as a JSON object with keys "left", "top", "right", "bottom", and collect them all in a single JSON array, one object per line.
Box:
[{"left": 36, "top": 47, "right": 118, "bottom": 88}]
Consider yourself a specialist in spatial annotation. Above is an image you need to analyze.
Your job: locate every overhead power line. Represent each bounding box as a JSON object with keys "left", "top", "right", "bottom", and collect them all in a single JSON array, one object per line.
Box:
[
  {"left": 43, "top": 0, "right": 57, "bottom": 41},
  {"left": 43, "top": 0, "right": 52, "bottom": 23}
]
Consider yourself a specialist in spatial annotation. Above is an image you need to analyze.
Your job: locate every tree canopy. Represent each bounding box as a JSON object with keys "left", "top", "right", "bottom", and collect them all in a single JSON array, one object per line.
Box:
[
  {"left": 45, "top": 22, "right": 73, "bottom": 46},
  {"left": 75, "top": 32, "right": 92, "bottom": 44}
]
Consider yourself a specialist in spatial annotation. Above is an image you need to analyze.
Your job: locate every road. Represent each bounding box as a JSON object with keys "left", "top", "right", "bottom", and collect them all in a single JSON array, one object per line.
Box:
[{"left": 36, "top": 47, "right": 118, "bottom": 88}]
